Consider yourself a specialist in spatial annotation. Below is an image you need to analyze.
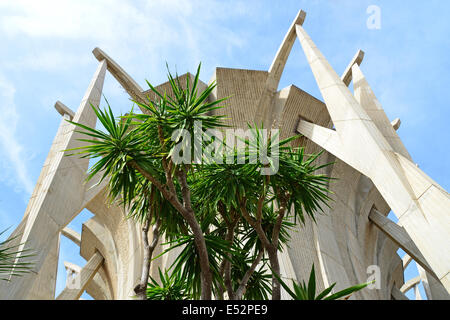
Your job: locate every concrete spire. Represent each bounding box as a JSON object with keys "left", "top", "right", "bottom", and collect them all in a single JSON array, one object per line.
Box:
[
  {"left": 0, "top": 60, "right": 107, "bottom": 299},
  {"left": 295, "top": 23, "right": 450, "bottom": 292},
  {"left": 255, "top": 10, "right": 306, "bottom": 127},
  {"left": 352, "top": 63, "right": 412, "bottom": 159}
]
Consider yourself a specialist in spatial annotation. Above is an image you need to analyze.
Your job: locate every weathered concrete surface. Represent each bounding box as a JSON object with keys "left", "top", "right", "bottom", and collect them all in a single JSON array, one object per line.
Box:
[
  {"left": 295, "top": 23, "right": 449, "bottom": 292},
  {"left": 0, "top": 60, "right": 107, "bottom": 300}
]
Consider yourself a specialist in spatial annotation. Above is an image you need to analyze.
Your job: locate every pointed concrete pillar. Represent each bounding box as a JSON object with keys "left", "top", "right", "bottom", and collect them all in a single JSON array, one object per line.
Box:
[
  {"left": 352, "top": 63, "right": 412, "bottom": 159},
  {"left": 295, "top": 24, "right": 450, "bottom": 292},
  {"left": 0, "top": 60, "right": 107, "bottom": 299},
  {"left": 401, "top": 276, "right": 420, "bottom": 293},
  {"left": 255, "top": 10, "right": 306, "bottom": 127}
]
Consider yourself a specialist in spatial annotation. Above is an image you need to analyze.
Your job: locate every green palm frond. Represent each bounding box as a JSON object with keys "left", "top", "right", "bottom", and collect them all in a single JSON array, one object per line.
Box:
[
  {"left": 0, "top": 229, "right": 34, "bottom": 281},
  {"left": 67, "top": 102, "right": 163, "bottom": 207},
  {"left": 241, "top": 205, "right": 295, "bottom": 251},
  {"left": 274, "top": 264, "right": 373, "bottom": 300},
  {"left": 134, "top": 63, "right": 228, "bottom": 162},
  {"left": 236, "top": 124, "right": 333, "bottom": 224},
  {"left": 229, "top": 247, "right": 272, "bottom": 300},
  {"left": 242, "top": 265, "right": 272, "bottom": 300},
  {"left": 156, "top": 233, "right": 242, "bottom": 299},
  {"left": 146, "top": 268, "right": 190, "bottom": 300}
]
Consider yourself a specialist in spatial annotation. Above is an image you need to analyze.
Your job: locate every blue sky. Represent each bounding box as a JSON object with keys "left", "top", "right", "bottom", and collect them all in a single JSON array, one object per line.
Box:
[{"left": 0, "top": 0, "right": 448, "bottom": 300}]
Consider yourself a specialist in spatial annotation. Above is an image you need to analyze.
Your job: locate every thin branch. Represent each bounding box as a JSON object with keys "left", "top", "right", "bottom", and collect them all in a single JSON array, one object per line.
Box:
[
  {"left": 256, "top": 175, "right": 270, "bottom": 223},
  {"left": 128, "top": 160, "right": 184, "bottom": 216},
  {"left": 224, "top": 217, "right": 239, "bottom": 300},
  {"left": 175, "top": 166, "right": 213, "bottom": 300},
  {"left": 176, "top": 168, "right": 194, "bottom": 213},
  {"left": 238, "top": 196, "right": 272, "bottom": 250},
  {"left": 134, "top": 209, "right": 152, "bottom": 300},
  {"left": 235, "top": 249, "right": 264, "bottom": 300},
  {"left": 271, "top": 195, "right": 290, "bottom": 249}
]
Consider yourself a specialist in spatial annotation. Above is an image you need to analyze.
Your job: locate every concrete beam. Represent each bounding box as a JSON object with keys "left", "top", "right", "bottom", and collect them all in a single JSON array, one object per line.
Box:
[
  {"left": 54, "top": 101, "right": 75, "bottom": 119},
  {"left": 402, "top": 254, "right": 413, "bottom": 270},
  {"left": 400, "top": 276, "right": 421, "bottom": 293},
  {"left": 92, "top": 47, "right": 146, "bottom": 105},
  {"left": 369, "top": 209, "right": 436, "bottom": 278},
  {"left": 61, "top": 227, "right": 81, "bottom": 247},
  {"left": 56, "top": 251, "right": 104, "bottom": 300},
  {"left": 296, "top": 119, "right": 361, "bottom": 173},
  {"left": 341, "top": 50, "right": 365, "bottom": 87},
  {"left": 391, "top": 118, "right": 401, "bottom": 131}
]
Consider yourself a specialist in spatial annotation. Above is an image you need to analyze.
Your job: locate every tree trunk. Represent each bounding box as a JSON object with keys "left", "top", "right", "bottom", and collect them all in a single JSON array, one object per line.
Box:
[
  {"left": 268, "top": 196, "right": 288, "bottom": 300},
  {"left": 177, "top": 169, "right": 212, "bottom": 300},
  {"left": 217, "top": 260, "right": 226, "bottom": 300},
  {"left": 135, "top": 216, "right": 151, "bottom": 300},
  {"left": 134, "top": 216, "right": 161, "bottom": 300},
  {"left": 239, "top": 196, "right": 281, "bottom": 299},
  {"left": 129, "top": 160, "right": 213, "bottom": 300},
  {"left": 235, "top": 249, "right": 264, "bottom": 300},
  {"left": 189, "top": 217, "right": 213, "bottom": 300},
  {"left": 224, "top": 222, "right": 237, "bottom": 300},
  {"left": 267, "top": 246, "right": 281, "bottom": 300}
]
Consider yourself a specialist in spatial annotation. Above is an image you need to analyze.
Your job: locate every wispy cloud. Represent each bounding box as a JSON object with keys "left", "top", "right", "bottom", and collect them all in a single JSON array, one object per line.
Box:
[
  {"left": 0, "top": 75, "right": 34, "bottom": 195},
  {"left": 0, "top": 0, "right": 251, "bottom": 77},
  {"left": 4, "top": 51, "right": 93, "bottom": 72}
]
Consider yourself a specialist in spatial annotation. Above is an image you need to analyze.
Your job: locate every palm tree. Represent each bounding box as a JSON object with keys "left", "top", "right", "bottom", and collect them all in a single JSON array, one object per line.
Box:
[
  {"left": 68, "top": 64, "right": 332, "bottom": 300},
  {"left": 68, "top": 64, "right": 226, "bottom": 300},
  {"left": 190, "top": 129, "right": 332, "bottom": 299}
]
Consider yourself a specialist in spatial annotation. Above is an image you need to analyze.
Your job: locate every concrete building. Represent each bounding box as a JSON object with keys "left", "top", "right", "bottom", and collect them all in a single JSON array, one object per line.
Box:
[{"left": 0, "top": 10, "right": 448, "bottom": 300}]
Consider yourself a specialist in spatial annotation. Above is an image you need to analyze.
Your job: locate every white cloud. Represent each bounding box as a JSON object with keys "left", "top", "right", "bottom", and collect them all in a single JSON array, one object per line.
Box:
[
  {"left": 4, "top": 51, "right": 93, "bottom": 72},
  {"left": 0, "top": 0, "right": 136, "bottom": 39},
  {"left": 0, "top": 75, "right": 34, "bottom": 195},
  {"left": 0, "top": 0, "right": 249, "bottom": 70}
]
